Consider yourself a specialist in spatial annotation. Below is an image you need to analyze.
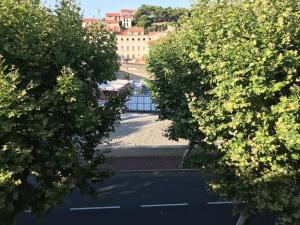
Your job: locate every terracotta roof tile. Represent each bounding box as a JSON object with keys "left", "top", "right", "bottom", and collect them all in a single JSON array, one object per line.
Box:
[
  {"left": 82, "top": 18, "right": 99, "bottom": 23},
  {"left": 122, "top": 15, "right": 134, "bottom": 19},
  {"left": 105, "top": 13, "right": 121, "bottom": 17},
  {"left": 128, "top": 27, "right": 144, "bottom": 33}
]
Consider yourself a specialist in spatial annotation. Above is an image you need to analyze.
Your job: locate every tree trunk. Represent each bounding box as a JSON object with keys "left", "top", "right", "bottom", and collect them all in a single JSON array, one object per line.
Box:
[
  {"left": 236, "top": 207, "right": 254, "bottom": 225},
  {"left": 181, "top": 148, "right": 192, "bottom": 168}
]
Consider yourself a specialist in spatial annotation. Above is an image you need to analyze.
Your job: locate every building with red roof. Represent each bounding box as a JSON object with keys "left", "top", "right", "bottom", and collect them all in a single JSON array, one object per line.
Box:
[
  {"left": 105, "top": 9, "right": 136, "bottom": 31},
  {"left": 115, "top": 27, "right": 169, "bottom": 64},
  {"left": 101, "top": 9, "right": 172, "bottom": 64}
]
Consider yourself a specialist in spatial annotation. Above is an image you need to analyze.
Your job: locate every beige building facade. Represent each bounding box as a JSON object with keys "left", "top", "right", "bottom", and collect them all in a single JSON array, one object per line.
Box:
[{"left": 116, "top": 27, "right": 168, "bottom": 63}]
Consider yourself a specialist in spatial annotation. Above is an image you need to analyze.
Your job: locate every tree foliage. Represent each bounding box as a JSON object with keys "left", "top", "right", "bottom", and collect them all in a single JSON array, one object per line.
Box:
[
  {"left": 146, "top": 35, "right": 202, "bottom": 144},
  {"left": 133, "top": 5, "right": 188, "bottom": 30},
  {"left": 147, "top": 0, "right": 300, "bottom": 224},
  {"left": 0, "top": 0, "right": 128, "bottom": 224}
]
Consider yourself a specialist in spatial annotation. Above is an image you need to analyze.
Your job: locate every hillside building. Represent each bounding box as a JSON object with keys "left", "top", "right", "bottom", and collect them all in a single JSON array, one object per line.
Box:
[
  {"left": 82, "top": 9, "right": 172, "bottom": 65},
  {"left": 116, "top": 27, "right": 168, "bottom": 64},
  {"left": 105, "top": 9, "right": 136, "bottom": 32}
]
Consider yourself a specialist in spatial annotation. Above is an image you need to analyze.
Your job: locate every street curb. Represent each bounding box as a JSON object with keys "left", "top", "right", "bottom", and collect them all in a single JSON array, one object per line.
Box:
[
  {"left": 101, "top": 146, "right": 188, "bottom": 158},
  {"left": 118, "top": 169, "right": 201, "bottom": 173}
]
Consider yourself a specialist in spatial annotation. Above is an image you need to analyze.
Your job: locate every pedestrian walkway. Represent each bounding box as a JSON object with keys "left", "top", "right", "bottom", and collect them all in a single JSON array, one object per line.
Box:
[
  {"left": 99, "top": 113, "right": 189, "bottom": 170},
  {"left": 101, "top": 113, "right": 188, "bottom": 150}
]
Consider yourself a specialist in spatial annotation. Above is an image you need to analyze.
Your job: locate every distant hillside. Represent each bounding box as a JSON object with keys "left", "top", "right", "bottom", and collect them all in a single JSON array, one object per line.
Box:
[{"left": 132, "top": 5, "right": 188, "bottom": 31}]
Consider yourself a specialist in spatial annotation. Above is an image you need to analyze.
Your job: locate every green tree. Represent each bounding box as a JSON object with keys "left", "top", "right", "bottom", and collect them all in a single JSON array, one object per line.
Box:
[
  {"left": 146, "top": 35, "right": 202, "bottom": 144},
  {"left": 0, "top": 0, "right": 129, "bottom": 224},
  {"left": 133, "top": 4, "right": 188, "bottom": 30},
  {"left": 147, "top": 1, "right": 300, "bottom": 224},
  {"left": 136, "top": 15, "right": 152, "bottom": 29}
]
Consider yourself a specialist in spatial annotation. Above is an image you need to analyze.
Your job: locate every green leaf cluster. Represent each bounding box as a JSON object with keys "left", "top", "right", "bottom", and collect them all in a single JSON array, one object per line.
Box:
[
  {"left": 0, "top": 0, "right": 128, "bottom": 224},
  {"left": 132, "top": 5, "right": 188, "bottom": 30},
  {"left": 147, "top": 0, "right": 300, "bottom": 224}
]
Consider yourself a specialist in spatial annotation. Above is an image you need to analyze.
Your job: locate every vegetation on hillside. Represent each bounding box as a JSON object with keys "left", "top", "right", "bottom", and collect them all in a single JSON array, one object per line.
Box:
[{"left": 132, "top": 5, "right": 188, "bottom": 31}]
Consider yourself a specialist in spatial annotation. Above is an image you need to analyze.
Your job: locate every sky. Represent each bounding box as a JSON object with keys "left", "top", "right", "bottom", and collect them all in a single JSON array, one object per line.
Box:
[{"left": 44, "top": 0, "right": 192, "bottom": 18}]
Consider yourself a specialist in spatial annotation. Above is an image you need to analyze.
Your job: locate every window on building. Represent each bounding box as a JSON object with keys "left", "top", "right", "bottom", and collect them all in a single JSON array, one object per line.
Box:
[
  {"left": 132, "top": 46, "right": 135, "bottom": 51},
  {"left": 149, "top": 38, "right": 152, "bottom": 41},
  {"left": 138, "top": 46, "right": 140, "bottom": 51},
  {"left": 127, "top": 46, "right": 129, "bottom": 51},
  {"left": 121, "top": 38, "right": 123, "bottom": 41},
  {"left": 138, "top": 38, "right": 140, "bottom": 41},
  {"left": 121, "top": 46, "right": 124, "bottom": 50},
  {"left": 132, "top": 54, "right": 135, "bottom": 58},
  {"left": 132, "top": 38, "right": 134, "bottom": 41},
  {"left": 143, "top": 38, "right": 146, "bottom": 41},
  {"left": 143, "top": 46, "right": 146, "bottom": 51},
  {"left": 127, "top": 38, "right": 129, "bottom": 41}
]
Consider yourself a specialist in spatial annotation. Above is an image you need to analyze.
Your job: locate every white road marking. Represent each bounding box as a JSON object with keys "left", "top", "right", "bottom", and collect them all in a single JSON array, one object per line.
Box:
[
  {"left": 207, "top": 201, "right": 245, "bottom": 205},
  {"left": 70, "top": 206, "right": 120, "bottom": 211},
  {"left": 140, "top": 203, "right": 189, "bottom": 208},
  {"left": 24, "top": 210, "right": 31, "bottom": 213},
  {"left": 207, "top": 201, "right": 233, "bottom": 205}
]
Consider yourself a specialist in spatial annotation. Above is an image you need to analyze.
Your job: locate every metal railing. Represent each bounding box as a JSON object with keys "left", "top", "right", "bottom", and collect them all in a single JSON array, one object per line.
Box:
[{"left": 126, "top": 95, "right": 157, "bottom": 112}]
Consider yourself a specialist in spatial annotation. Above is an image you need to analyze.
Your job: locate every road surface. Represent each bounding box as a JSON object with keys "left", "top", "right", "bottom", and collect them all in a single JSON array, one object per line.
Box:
[{"left": 16, "top": 171, "right": 274, "bottom": 225}]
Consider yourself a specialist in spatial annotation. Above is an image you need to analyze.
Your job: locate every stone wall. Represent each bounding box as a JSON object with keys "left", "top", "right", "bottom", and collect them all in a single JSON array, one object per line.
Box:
[{"left": 116, "top": 63, "right": 151, "bottom": 80}]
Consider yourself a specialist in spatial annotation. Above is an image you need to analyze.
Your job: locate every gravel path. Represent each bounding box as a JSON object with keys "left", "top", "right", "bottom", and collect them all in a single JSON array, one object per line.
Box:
[{"left": 103, "top": 113, "right": 188, "bottom": 149}]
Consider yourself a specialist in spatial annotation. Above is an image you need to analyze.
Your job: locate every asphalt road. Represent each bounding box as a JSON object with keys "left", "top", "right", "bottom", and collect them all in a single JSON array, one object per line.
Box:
[{"left": 16, "top": 171, "right": 274, "bottom": 225}]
